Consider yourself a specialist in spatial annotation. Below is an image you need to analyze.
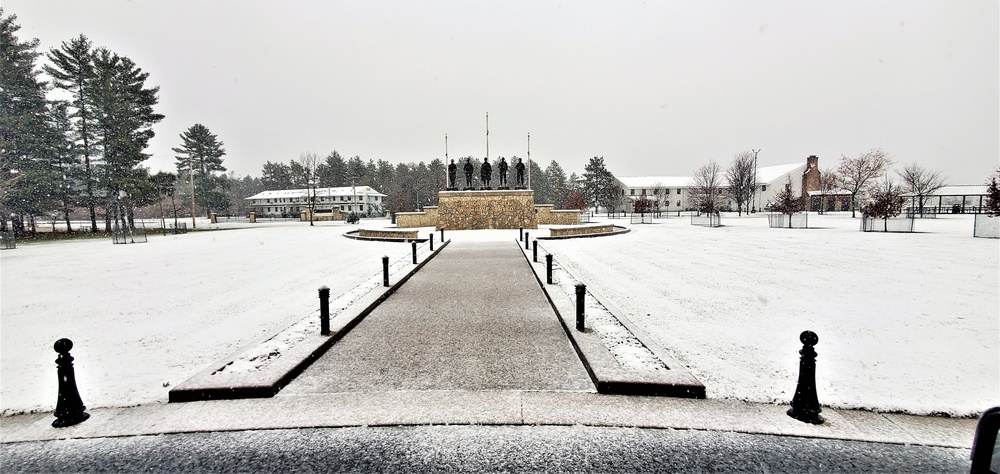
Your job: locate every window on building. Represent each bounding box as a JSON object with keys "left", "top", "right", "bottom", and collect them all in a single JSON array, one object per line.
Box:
[
  {"left": 785, "top": 183, "right": 791, "bottom": 191},
  {"left": 676, "top": 189, "right": 681, "bottom": 194},
  {"left": 761, "top": 185, "right": 767, "bottom": 191},
  {"left": 630, "top": 189, "right": 635, "bottom": 196},
  {"left": 676, "top": 200, "right": 681, "bottom": 206},
  {"left": 641, "top": 189, "right": 646, "bottom": 195}
]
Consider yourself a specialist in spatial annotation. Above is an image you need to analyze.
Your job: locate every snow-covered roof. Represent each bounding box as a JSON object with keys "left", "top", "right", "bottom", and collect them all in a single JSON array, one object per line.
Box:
[
  {"left": 905, "top": 185, "right": 989, "bottom": 197},
  {"left": 618, "top": 162, "right": 807, "bottom": 189},
  {"left": 246, "top": 186, "right": 386, "bottom": 200},
  {"left": 617, "top": 176, "right": 693, "bottom": 188}
]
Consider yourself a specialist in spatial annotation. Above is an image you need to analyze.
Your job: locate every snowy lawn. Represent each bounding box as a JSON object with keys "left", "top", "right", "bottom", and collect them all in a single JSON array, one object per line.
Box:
[
  {"left": 541, "top": 212, "right": 998, "bottom": 416},
  {"left": 2, "top": 214, "right": 996, "bottom": 417},
  {"left": 1, "top": 220, "right": 411, "bottom": 415}
]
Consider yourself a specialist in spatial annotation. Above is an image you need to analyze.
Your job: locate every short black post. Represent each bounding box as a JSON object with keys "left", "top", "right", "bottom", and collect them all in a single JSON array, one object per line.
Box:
[
  {"left": 412, "top": 241, "right": 418, "bottom": 264},
  {"left": 429, "top": 233, "right": 434, "bottom": 251},
  {"left": 319, "top": 286, "right": 330, "bottom": 336},
  {"left": 787, "top": 330, "right": 824, "bottom": 424},
  {"left": 382, "top": 256, "right": 389, "bottom": 287},
  {"left": 575, "top": 284, "right": 586, "bottom": 331},
  {"left": 524, "top": 232, "right": 530, "bottom": 249},
  {"left": 971, "top": 406, "right": 1000, "bottom": 473},
  {"left": 546, "top": 254, "right": 553, "bottom": 284},
  {"left": 532, "top": 240, "right": 538, "bottom": 262},
  {"left": 440, "top": 227, "right": 444, "bottom": 242},
  {"left": 519, "top": 227, "right": 523, "bottom": 241},
  {"left": 52, "top": 338, "right": 89, "bottom": 428}
]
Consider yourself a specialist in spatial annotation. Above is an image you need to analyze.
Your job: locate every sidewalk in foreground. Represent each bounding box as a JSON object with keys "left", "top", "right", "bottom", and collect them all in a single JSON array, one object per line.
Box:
[{"left": 0, "top": 391, "right": 977, "bottom": 449}]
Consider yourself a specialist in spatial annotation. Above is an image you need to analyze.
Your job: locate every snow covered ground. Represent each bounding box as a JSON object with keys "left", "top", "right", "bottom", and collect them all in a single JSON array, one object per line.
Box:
[
  {"left": 541, "top": 212, "right": 999, "bottom": 417},
  {"left": 1, "top": 213, "right": 997, "bottom": 417}
]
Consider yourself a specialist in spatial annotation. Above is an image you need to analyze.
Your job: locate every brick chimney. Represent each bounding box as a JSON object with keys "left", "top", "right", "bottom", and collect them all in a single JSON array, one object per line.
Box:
[{"left": 802, "top": 156, "right": 821, "bottom": 210}]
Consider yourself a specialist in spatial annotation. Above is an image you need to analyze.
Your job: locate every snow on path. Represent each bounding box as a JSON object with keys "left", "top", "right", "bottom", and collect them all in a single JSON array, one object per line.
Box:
[
  {"left": 543, "top": 213, "right": 998, "bottom": 416},
  {"left": 1, "top": 221, "right": 407, "bottom": 415}
]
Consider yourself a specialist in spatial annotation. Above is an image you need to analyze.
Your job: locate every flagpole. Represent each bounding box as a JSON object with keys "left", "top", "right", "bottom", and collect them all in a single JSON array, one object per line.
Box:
[
  {"left": 527, "top": 132, "right": 531, "bottom": 189},
  {"left": 444, "top": 134, "right": 449, "bottom": 189},
  {"left": 486, "top": 112, "right": 489, "bottom": 162}
]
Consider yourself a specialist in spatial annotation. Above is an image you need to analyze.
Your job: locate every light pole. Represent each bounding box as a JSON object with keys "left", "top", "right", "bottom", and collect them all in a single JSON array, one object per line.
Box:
[{"left": 752, "top": 148, "right": 761, "bottom": 213}]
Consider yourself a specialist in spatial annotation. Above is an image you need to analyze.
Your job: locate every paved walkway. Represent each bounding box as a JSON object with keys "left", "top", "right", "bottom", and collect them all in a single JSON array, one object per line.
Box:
[{"left": 282, "top": 239, "right": 593, "bottom": 394}]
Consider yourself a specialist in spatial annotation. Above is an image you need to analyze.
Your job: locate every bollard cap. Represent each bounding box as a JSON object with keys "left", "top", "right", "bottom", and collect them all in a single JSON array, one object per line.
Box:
[
  {"left": 319, "top": 285, "right": 329, "bottom": 292},
  {"left": 799, "top": 330, "right": 818, "bottom": 346},
  {"left": 54, "top": 338, "right": 73, "bottom": 353}
]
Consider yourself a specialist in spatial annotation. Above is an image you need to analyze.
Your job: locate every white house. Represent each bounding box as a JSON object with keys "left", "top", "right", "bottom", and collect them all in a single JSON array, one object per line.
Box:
[
  {"left": 616, "top": 156, "right": 818, "bottom": 212},
  {"left": 246, "top": 186, "right": 387, "bottom": 217}
]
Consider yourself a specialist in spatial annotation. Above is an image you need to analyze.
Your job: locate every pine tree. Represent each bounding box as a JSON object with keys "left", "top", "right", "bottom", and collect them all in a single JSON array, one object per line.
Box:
[
  {"left": 985, "top": 170, "right": 1000, "bottom": 218},
  {"left": 544, "top": 160, "right": 569, "bottom": 208},
  {"left": 45, "top": 34, "right": 98, "bottom": 231},
  {"left": 173, "top": 123, "right": 226, "bottom": 218}
]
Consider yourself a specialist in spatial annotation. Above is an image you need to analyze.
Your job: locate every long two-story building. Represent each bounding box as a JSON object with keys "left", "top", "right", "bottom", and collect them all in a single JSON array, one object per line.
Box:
[{"left": 246, "top": 186, "right": 387, "bottom": 217}]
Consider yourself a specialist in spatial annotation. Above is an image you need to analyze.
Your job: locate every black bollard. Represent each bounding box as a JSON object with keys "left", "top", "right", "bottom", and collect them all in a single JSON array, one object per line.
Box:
[
  {"left": 440, "top": 227, "right": 444, "bottom": 242},
  {"left": 382, "top": 256, "right": 389, "bottom": 287},
  {"left": 575, "top": 284, "right": 586, "bottom": 331},
  {"left": 52, "top": 338, "right": 89, "bottom": 428},
  {"left": 429, "top": 233, "right": 434, "bottom": 251},
  {"left": 971, "top": 406, "right": 1000, "bottom": 473},
  {"left": 519, "top": 227, "right": 523, "bottom": 241},
  {"left": 319, "top": 286, "right": 330, "bottom": 336},
  {"left": 532, "top": 240, "right": 538, "bottom": 262},
  {"left": 412, "top": 241, "right": 418, "bottom": 264},
  {"left": 546, "top": 254, "right": 553, "bottom": 284},
  {"left": 525, "top": 232, "right": 530, "bottom": 250},
  {"left": 787, "top": 330, "right": 824, "bottom": 424}
]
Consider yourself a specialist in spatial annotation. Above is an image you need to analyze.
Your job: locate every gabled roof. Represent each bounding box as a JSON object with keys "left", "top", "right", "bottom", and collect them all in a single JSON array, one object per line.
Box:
[
  {"left": 902, "top": 184, "right": 989, "bottom": 197},
  {"left": 246, "top": 186, "right": 386, "bottom": 200},
  {"left": 757, "top": 163, "right": 806, "bottom": 184}
]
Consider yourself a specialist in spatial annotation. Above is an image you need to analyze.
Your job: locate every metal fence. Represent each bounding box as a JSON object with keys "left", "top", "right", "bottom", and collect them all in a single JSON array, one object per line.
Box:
[
  {"left": 767, "top": 213, "right": 808, "bottom": 229},
  {"left": 690, "top": 213, "right": 721, "bottom": 227},
  {"left": 860, "top": 215, "right": 915, "bottom": 233},
  {"left": 1, "top": 231, "right": 14, "bottom": 250},
  {"left": 905, "top": 207, "right": 938, "bottom": 219},
  {"left": 579, "top": 211, "right": 592, "bottom": 224},
  {"left": 973, "top": 214, "right": 999, "bottom": 238}
]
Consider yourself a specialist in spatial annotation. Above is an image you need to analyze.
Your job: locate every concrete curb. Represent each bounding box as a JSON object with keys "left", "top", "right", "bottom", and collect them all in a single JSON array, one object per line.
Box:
[
  {"left": 537, "top": 225, "right": 630, "bottom": 240},
  {"left": 0, "top": 392, "right": 977, "bottom": 449},
  {"left": 518, "top": 241, "right": 706, "bottom": 398},
  {"left": 168, "top": 240, "right": 451, "bottom": 402},
  {"left": 342, "top": 229, "right": 429, "bottom": 243}
]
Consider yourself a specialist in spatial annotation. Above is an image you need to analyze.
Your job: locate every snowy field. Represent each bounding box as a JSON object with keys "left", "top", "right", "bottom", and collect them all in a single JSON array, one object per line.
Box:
[
  {"left": 542, "top": 213, "right": 999, "bottom": 417},
  {"left": 1, "top": 213, "right": 997, "bottom": 417}
]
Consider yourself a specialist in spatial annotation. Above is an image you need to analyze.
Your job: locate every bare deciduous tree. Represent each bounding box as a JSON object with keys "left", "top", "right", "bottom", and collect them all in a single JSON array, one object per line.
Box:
[
  {"left": 898, "top": 163, "right": 946, "bottom": 217},
  {"left": 725, "top": 150, "right": 756, "bottom": 215},
  {"left": 691, "top": 161, "right": 725, "bottom": 214},
  {"left": 815, "top": 167, "right": 841, "bottom": 213},
  {"left": 836, "top": 148, "right": 893, "bottom": 217},
  {"left": 297, "top": 152, "right": 320, "bottom": 226}
]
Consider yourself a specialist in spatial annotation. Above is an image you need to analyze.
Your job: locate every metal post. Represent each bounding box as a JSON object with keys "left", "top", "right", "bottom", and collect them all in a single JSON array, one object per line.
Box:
[
  {"left": 382, "top": 256, "right": 389, "bottom": 287},
  {"left": 52, "top": 338, "right": 89, "bottom": 427},
  {"left": 575, "top": 284, "right": 586, "bottom": 331},
  {"left": 787, "top": 331, "right": 824, "bottom": 424},
  {"left": 524, "top": 232, "right": 530, "bottom": 249},
  {"left": 532, "top": 240, "right": 538, "bottom": 262},
  {"left": 429, "top": 233, "right": 434, "bottom": 251},
  {"left": 412, "top": 241, "right": 418, "bottom": 264},
  {"left": 519, "top": 227, "right": 523, "bottom": 241},
  {"left": 319, "top": 286, "right": 330, "bottom": 336},
  {"left": 440, "top": 227, "right": 444, "bottom": 242},
  {"left": 546, "top": 254, "right": 553, "bottom": 284}
]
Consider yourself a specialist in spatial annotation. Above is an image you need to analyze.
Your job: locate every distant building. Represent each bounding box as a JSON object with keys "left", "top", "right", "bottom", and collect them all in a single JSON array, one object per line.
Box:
[
  {"left": 617, "top": 156, "right": 822, "bottom": 212},
  {"left": 246, "top": 186, "right": 387, "bottom": 217}
]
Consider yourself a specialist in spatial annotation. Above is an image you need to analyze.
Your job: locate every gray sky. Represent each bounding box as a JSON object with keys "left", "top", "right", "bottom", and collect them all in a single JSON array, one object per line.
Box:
[{"left": 7, "top": 0, "right": 998, "bottom": 183}]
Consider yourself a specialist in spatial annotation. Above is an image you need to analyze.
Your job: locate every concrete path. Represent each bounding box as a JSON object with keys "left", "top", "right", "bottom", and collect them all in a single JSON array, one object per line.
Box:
[{"left": 281, "top": 239, "right": 593, "bottom": 394}]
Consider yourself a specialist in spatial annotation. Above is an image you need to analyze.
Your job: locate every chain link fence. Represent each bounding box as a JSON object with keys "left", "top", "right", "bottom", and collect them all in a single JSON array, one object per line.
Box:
[
  {"left": 767, "top": 212, "right": 808, "bottom": 229},
  {"left": 860, "top": 215, "right": 915, "bottom": 233}
]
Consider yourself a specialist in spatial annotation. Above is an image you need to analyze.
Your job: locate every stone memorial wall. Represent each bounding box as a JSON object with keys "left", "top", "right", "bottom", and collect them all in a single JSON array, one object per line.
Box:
[{"left": 437, "top": 190, "right": 537, "bottom": 230}]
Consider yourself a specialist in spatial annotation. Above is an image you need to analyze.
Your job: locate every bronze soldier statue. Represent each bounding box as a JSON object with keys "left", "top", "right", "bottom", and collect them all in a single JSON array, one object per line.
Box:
[
  {"left": 447, "top": 159, "right": 457, "bottom": 189},
  {"left": 463, "top": 158, "right": 474, "bottom": 189},
  {"left": 497, "top": 156, "right": 508, "bottom": 188},
  {"left": 515, "top": 158, "right": 526, "bottom": 188},
  {"left": 480, "top": 157, "right": 492, "bottom": 189}
]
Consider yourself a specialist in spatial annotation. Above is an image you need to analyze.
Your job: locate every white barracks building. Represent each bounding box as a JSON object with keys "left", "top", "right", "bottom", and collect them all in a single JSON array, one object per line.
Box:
[{"left": 246, "top": 186, "right": 387, "bottom": 217}]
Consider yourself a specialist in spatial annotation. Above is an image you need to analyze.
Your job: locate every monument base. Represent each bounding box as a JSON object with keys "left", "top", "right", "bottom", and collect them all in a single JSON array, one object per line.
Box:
[{"left": 437, "top": 189, "right": 537, "bottom": 230}]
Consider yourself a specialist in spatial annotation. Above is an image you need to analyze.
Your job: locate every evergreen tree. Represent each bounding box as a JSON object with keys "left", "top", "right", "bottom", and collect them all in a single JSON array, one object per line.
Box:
[
  {"left": 318, "top": 150, "right": 346, "bottom": 187},
  {"left": 90, "top": 47, "right": 164, "bottom": 229},
  {"left": 0, "top": 10, "right": 61, "bottom": 234},
  {"left": 984, "top": 170, "right": 1000, "bottom": 217},
  {"left": 583, "top": 156, "right": 617, "bottom": 213},
  {"left": 173, "top": 123, "right": 226, "bottom": 217},
  {"left": 45, "top": 34, "right": 98, "bottom": 231},
  {"left": 261, "top": 161, "right": 292, "bottom": 190},
  {"left": 544, "top": 160, "right": 569, "bottom": 208}
]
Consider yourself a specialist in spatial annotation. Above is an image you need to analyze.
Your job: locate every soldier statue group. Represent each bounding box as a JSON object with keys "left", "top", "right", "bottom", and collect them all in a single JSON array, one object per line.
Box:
[{"left": 447, "top": 157, "right": 526, "bottom": 191}]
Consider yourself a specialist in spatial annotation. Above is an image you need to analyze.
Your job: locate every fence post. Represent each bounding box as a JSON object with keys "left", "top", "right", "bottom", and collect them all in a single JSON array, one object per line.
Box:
[
  {"left": 52, "top": 338, "right": 89, "bottom": 427},
  {"left": 787, "top": 330, "right": 824, "bottom": 424},
  {"left": 546, "top": 254, "right": 553, "bottom": 284},
  {"left": 429, "top": 233, "right": 434, "bottom": 251},
  {"left": 319, "top": 286, "right": 330, "bottom": 336},
  {"left": 524, "top": 232, "right": 530, "bottom": 250},
  {"left": 532, "top": 240, "right": 538, "bottom": 262},
  {"left": 575, "top": 284, "right": 586, "bottom": 331},
  {"left": 382, "top": 256, "right": 389, "bottom": 287},
  {"left": 412, "top": 241, "right": 418, "bottom": 264}
]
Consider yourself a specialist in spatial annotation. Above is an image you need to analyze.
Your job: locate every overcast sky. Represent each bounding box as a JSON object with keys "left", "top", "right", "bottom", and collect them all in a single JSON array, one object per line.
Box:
[{"left": 7, "top": 0, "right": 998, "bottom": 183}]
